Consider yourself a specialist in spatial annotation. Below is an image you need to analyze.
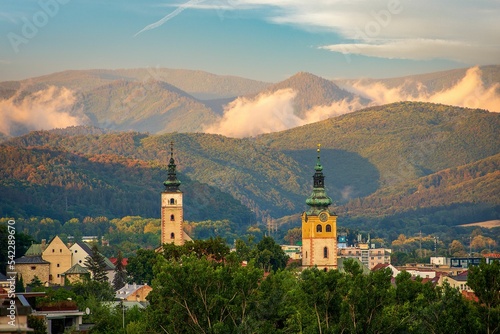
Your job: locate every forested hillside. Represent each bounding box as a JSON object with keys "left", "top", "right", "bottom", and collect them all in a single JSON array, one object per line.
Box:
[
  {"left": 0, "top": 144, "right": 254, "bottom": 226},
  {"left": 1, "top": 102, "right": 499, "bottom": 240}
]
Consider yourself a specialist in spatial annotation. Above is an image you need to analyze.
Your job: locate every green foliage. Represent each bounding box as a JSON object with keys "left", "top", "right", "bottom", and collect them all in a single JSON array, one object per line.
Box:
[
  {"left": 252, "top": 236, "right": 289, "bottom": 272},
  {"left": 147, "top": 254, "right": 263, "bottom": 333},
  {"left": 113, "top": 250, "right": 127, "bottom": 290},
  {"left": 126, "top": 249, "right": 160, "bottom": 285},
  {"left": 27, "top": 315, "right": 47, "bottom": 334},
  {"left": 83, "top": 244, "right": 109, "bottom": 283}
]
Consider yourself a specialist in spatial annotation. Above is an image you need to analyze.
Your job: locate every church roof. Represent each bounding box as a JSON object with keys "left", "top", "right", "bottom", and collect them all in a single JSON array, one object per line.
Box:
[
  {"left": 305, "top": 145, "right": 333, "bottom": 213},
  {"left": 163, "top": 141, "right": 181, "bottom": 192}
]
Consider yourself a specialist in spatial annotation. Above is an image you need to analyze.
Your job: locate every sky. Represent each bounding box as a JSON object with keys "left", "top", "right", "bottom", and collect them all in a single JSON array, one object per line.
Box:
[{"left": 0, "top": 0, "right": 499, "bottom": 83}]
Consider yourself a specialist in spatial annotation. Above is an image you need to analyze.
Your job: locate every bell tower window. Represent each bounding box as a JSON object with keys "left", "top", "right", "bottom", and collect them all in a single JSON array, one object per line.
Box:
[
  {"left": 170, "top": 233, "right": 175, "bottom": 239},
  {"left": 323, "top": 247, "right": 328, "bottom": 258},
  {"left": 316, "top": 225, "right": 322, "bottom": 232},
  {"left": 326, "top": 225, "right": 331, "bottom": 232},
  {"left": 170, "top": 214, "right": 175, "bottom": 221},
  {"left": 170, "top": 198, "right": 175, "bottom": 205}
]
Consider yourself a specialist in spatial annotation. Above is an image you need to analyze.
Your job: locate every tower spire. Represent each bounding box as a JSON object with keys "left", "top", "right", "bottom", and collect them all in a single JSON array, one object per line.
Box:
[
  {"left": 163, "top": 141, "right": 181, "bottom": 191},
  {"left": 305, "top": 144, "right": 332, "bottom": 213}
]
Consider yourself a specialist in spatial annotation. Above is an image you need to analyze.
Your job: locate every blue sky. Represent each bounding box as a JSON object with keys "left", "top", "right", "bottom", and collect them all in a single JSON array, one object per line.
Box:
[{"left": 1, "top": 0, "right": 499, "bottom": 82}]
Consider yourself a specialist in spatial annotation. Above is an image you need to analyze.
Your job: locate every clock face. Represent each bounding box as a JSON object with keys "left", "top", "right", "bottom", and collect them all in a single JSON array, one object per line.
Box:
[{"left": 319, "top": 212, "right": 328, "bottom": 222}]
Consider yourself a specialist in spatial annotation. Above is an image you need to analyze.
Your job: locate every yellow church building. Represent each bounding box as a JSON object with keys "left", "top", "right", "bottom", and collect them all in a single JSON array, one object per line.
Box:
[{"left": 302, "top": 145, "right": 338, "bottom": 270}]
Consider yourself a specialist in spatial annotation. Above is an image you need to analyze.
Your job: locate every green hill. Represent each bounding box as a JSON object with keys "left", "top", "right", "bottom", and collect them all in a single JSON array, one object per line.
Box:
[
  {"left": 2, "top": 102, "right": 499, "bottom": 235},
  {"left": 0, "top": 144, "right": 255, "bottom": 226}
]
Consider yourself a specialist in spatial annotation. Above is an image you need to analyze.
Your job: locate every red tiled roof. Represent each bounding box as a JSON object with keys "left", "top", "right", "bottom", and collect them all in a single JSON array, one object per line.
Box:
[
  {"left": 109, "top": 257, "right": 128, "bottom": 266},
  {"left": 483, "top": 253, "right": 500, "bottom": 258},
  {"left": 461, "top": 290, "right": 479, "bottom": 303},
  {"left": 371, "top": 263, "right": 390, "bottom": 271}
]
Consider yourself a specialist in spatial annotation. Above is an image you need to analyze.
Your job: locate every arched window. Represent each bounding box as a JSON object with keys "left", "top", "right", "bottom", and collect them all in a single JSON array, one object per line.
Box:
[
  {"left": 170, "top": 232, "right": 175, "bottom": 239},
  {"left": 316, "top": 224, "right": 322, "bottom": 232},
  {"left": 326, "top": 224, "right": 332, "bottom": 232},
  {"left": 170, "top": 198, "right": 175, "bottom": 205},
  {"left": 323, "top": 247, "right": 328, "bottom": 258},
  {"left": 170, "top": 214, "right": 175, "bottom": 221}
]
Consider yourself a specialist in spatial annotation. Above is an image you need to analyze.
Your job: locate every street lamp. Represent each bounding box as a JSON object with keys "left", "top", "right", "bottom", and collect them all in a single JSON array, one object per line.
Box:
[{"left": 120, "top": 297, "right": 125, "bottom": 329}]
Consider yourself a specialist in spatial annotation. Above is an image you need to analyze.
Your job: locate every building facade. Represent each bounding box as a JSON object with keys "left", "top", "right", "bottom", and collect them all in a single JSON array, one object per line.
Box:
[
  {"left": 41, "top": 236, "right": 72, "bottom": 285},
  {"left": 302, "top": 145, "right": 338, "bottom": 270}
]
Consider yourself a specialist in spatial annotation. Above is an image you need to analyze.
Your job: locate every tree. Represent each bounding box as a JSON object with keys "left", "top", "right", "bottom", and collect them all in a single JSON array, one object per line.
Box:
[
  {"left": 113, "top": 250, "right": 127, "bottom": 290},
  {"left": 28, "top": 315, "right": 48, "bottom": 334},
  {"left": 467, "top": 259, "right": 500, "bottom": 334},
  {"left": 147, "top": 254, "right": 263, "bottom": 333},
  {"left": 15, "top": 274, "right": 25, "bottom": 293},
  {"left": 84, "top": 244, "right": 109, "bottom": 283},
  {"left": 252, "top": 236, "right": 289, "bottom": 272},
  {"left": 449, "top": 240, "right": 467, "bottom": 256},
  {"left": 283, "top": 227, "right": 301, "bottom": 245},
  {"left": 126, "top": 249, "right": 159, "bottom": 285},
  {"left": 28, "top": 276, "right": 43, "bottom": 289}
]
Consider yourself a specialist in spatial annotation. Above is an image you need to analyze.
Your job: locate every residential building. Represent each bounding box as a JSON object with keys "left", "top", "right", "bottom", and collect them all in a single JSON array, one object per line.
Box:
[
  {"left": 281, "top": 245, "right": 302, "bottom": 260},
  {"left": 69, "top": 241, "right": 115, "bottom": 283},
  {"left": 41, "top": 236, "right": 72, "bottom": 285},
  {"left": 115, "top": 283, "right": 152, "bottom": 302},
  {"left": 338, "top": 245, "right": 391, "bottom": 269},
  {"left": 11, "top": 255, "right": 50, "bottom": 286}
]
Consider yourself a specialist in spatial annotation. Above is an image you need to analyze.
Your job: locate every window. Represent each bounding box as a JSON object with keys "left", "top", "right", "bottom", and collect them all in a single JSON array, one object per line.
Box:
[
  {"left": 326, "top": 224, "right": 331, "bottom": 232},
  {"left": 57, "top": 274, "right": 60, "bottom": 278},
  {"left": 316, "top": 225, "right": 322, "bottom": 232},
  {"left": 170, "top": 214, "right": 175, "bottom": 221},
  {"left": 57, "top": 263, "right": 60, "bottom": 267},
  {"left": 74, "top": 250, "right": 78, "bottom": 253},
  {"left": 52, "top": 249, "right": 55, "bottom": 253},
  {"left": 60, "top": 249, "right": 62, "bottom": 253},
  {"left": 170, "top": 232, "right": 175, "bottom": 239},
  {"left": 170, "top": 198, "right": 175, "bottom": 205},
  {"left": 31, "top": 266, "right": 36, "bottom": 270},
  {"left": 79, "top": 260, "right": 82, "bottom": 263},
  {"left": 306, "top": 251, "right": 308, "bottom": 259},
  {"left": 323, "top": 247, "right": 328, "bottom": 258}
]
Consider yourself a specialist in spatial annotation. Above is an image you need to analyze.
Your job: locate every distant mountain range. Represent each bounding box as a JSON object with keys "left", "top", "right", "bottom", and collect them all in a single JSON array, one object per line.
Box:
[
  {"left": 1, "top": 65, "right": 498, "bottom": 138},
  {"left": 1, "top": 102, "right": 499, "bottom": 238}
]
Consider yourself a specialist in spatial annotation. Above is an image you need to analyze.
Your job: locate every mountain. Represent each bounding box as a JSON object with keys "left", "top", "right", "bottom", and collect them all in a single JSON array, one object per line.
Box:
[
  {"left": 74, "top": 80, "right": 218, "bottom": 133},
  {"left": 335, "top": 65, "right": 500, "bottom": 97},
  {"left": 260, "top": 72, "right": 371, "bottom": 116},
  {"left": 10, "top": 68, "right": 271, "bottom": 99},
  {"left": 3, "top": 102, "right": 499, "bottom": 235},
  {"left": 256, "top": 102, "right": 500, "bottom": 186}
]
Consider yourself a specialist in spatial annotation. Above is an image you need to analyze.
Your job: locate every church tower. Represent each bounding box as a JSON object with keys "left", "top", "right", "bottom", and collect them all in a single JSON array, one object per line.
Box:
[
  {"left": 161, "top": 142, "right": 185, "bottom": 246},
  {"left": 302, "top": 145, "right": 338, "bottom": 270}
]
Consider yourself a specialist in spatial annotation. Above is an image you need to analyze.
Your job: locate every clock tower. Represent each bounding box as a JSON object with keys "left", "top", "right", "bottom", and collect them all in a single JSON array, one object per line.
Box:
[
  {"left": 161, "top": 142, "right": 186, "bottom": 246},
  {"left": 302, "top": 145, "right": 338, "bottom": 270}
]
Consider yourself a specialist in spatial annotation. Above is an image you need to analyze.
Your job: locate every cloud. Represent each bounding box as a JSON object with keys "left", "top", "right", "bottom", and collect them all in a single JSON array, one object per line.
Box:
[
  {"left": 204, "top": 88, "right": 366, "bottom": 138},
  {"left": 320, "top": 39, "right": 484, "bottom": 63},
  {"left": 190, "top": 0, "right": 500, "bottom": 64},
  {"left": 0, "top": 86, "right": 84, "bottom": 136},
  {"left": 351, "top": 66, "right": 500, "bottom": 112},
  {"left": 206, "top": 66, "right": 500, "bottom": 138}
]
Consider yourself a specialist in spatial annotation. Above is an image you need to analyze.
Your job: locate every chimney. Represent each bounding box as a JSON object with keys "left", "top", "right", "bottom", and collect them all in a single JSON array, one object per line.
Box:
[
  {"left": 41, "top": 239, "right": 47, "bottom": 250},
  {"left": 133, "top": 283, "right": 137, "bottom": 289}
]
